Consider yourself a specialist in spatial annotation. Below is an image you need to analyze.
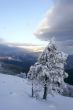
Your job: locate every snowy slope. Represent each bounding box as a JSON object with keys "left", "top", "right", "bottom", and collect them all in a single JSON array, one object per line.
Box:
[{"left": 0, "top": 73, "right": 73, "bottom": 110}]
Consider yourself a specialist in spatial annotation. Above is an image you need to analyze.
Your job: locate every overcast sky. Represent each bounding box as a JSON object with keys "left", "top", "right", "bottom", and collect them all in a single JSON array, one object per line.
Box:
[{"left": 35, "top": 0, "right": 73, "bottom": 54}]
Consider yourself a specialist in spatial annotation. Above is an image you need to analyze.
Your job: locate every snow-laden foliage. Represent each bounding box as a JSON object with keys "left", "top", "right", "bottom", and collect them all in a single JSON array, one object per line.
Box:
[
  {"left": 17, "top": 72, "right": 26, "bottom": 78},
  {"left": 28, "top": 40, "right": 68, "bottom": 99}
]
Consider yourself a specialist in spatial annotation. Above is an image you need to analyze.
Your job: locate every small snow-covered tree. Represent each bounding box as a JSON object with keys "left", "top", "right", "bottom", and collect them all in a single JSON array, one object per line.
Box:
[
  {"left": 28, "top": 66, "right": 36, "bottom": 97},
  {"left": 28, "top": 40, "right": 68, "bottom": 99}
]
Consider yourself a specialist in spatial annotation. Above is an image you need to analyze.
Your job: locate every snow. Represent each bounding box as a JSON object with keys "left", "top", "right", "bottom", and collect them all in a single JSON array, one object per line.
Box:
[
  {"left": 28, "top": 41, "right": 68, "bottom": 97},
  {"left": 0, "top": 73, "right": 73, "bottom": 110}
]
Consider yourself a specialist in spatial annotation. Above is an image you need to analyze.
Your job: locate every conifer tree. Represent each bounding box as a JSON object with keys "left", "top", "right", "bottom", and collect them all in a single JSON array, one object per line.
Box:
[{"left": 28, "top": 40, "right": 68, "bottom": 99}]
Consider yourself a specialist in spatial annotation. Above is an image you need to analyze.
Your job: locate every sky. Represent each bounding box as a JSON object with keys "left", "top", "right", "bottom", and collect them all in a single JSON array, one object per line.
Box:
[
  {"left": 0, "top": 0, "right": 52, "bottom": 45},
  {"left": 35, "top": 0, "right": 73, "bottom": 54},
  {"left": 0, "top": 0, "right": 73, "bottom": 54}
]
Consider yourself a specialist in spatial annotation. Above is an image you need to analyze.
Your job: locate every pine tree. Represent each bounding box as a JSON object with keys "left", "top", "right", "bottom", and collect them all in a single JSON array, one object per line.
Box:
[{"left": 28, "top": 40, "right": 68, "bottom": 99}]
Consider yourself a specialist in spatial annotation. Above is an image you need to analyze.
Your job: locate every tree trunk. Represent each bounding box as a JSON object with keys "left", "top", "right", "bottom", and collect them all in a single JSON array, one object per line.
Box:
[
  {"left": 32, "top": 82, "right": 34, "bottom": 97},
  {"left": 43, "top": 75, "right": 48, "bottom": 100},
  {"left": 43, "top": 84, "right": 47, "bottom": 100}
]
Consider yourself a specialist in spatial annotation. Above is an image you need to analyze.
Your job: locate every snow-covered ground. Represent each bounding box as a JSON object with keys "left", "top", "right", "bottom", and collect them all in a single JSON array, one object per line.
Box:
[{"left": 0, "top": 73, "right": 73, "bottom": 110}]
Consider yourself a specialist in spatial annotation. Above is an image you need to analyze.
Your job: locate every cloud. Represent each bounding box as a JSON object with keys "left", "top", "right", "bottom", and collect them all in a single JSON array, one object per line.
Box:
[
  {"left": 0, "top": 38, "right": 6, "bottom": 43},
  {"left": 34, "top": 0, "right": 73, "bottom": 54},
  {"left": 0, "top": 38, "right": 44, "bottom": 52}
]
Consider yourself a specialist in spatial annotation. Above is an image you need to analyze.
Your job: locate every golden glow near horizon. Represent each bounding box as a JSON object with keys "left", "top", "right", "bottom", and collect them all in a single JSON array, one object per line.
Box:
[
  {"left": 2, "top": 40, "right": 48, "bottom": 52},
  {"left": 7, "top": 40, "right": 48, "bottom": 52},
  {"left": 17, "top": 45, "right": 46, "bottom": 52}
]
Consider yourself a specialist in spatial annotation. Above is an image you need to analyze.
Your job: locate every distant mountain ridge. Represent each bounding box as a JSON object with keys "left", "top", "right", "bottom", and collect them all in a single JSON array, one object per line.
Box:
[
  {"left": 0, "top": 44, "right": 39, "bottom": 74},
  {"left": 0, "top": 44, "right": 73, "bottom": 70},
  {"left": 65, "top": 55, "right": 73, "bottom": 69}
]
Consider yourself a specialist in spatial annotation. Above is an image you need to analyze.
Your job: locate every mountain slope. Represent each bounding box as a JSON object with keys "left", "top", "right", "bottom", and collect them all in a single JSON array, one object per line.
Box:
[
  {"left": 65, "top": 55, "right": 73, "bottom": 69},
  {"left": 0, "top": 73, "right": 73, "bottom": 110}
]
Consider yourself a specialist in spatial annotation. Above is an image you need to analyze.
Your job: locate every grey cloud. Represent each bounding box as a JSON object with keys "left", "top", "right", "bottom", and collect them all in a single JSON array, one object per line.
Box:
[
  {"left": 0, "top": 38, "right": 6, "bottom": 43},
  {"left": 35, "top": 0, "right": 73, "bottom": 54}
]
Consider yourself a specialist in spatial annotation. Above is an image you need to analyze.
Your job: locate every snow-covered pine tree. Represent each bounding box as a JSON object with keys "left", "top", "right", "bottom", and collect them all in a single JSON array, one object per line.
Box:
[{"left": 28, "top": 40, "right": 68, "bottom": 99}]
